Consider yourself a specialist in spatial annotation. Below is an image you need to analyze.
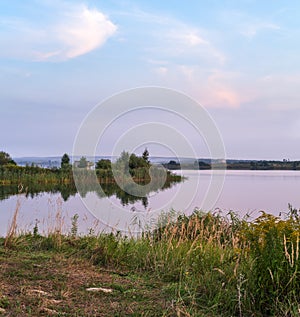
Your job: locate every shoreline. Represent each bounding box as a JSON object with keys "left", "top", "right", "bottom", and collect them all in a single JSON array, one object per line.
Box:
[{"left": 1, "top": 209, "right": 300, "bottom": 316}]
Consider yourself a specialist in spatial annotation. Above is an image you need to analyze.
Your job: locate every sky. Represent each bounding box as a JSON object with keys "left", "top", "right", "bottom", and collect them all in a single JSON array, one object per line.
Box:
[{"left": 0, "top": 0, "right": 300, "bottom": 160}]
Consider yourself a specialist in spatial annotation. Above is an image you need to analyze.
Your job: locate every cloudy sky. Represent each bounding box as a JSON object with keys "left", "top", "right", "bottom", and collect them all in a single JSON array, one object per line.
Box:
[{"left": 0, "top": 0, "right": 300, "bottom": 160}]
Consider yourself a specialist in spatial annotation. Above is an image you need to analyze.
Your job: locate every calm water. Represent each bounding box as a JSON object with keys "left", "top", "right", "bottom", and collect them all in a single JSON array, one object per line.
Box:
[{"left": 1, "top": 170, "right": 300, "bottom": 236}]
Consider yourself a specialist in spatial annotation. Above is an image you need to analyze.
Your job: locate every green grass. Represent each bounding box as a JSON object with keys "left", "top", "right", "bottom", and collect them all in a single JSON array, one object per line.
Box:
[{"left": 1, "top": 207, "right": 300, "bottom": 316}]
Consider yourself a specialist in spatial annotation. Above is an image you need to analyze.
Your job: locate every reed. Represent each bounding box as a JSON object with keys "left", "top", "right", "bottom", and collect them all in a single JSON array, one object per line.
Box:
[
  {"left": 3, "top": 206, "right": 300, "bottom": 316},
  {"left": 4, "top": 198, "right": 21, "bottom": 247}
]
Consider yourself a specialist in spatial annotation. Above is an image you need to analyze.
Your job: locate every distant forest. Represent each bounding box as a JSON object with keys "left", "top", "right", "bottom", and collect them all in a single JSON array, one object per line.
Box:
[{"left": 164, "top": 158, "right": 300, "bottom": 170}]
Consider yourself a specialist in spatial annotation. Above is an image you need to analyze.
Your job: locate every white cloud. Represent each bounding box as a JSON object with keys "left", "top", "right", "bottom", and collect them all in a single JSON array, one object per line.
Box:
[
  {"left": 153, "top": 66, "right": 168, "bottom": 76},
  {"left": 169, "top": 30, "right": 208, "bottom": 47},
  {"left": 221, "top": 10, "right": 280, "bottom": 39},
  {"left": 119, "top": 8, "right": 225, "bottom": 65},
  {"left": 53, "top": 6, "right": 117, "bottom": 60},
  {"left": 164, "top": 27, "right": 225, "bottom": 64},
  {"left": 186, "top": 33, "right": 207, "bottom": 46},
  {"left": 198, "top": 71, "right": 244, "bottom": 108},
  {"left": 180, "top": 65, "right": 253, "bottom": 108},
  {"left": 0, "top": 3, "right": 117, "bottom": 62},
  {"left": 152, "top": 63, "right": 246, "bottom": 108},
  {"left": 241, "top": 22, "right": 280, "bottom": 39}
]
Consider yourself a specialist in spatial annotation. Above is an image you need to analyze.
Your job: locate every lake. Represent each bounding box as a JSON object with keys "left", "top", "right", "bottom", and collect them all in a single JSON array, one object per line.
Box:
[{"left": 1, "top": 170, "right": 300, "bottom": 236}]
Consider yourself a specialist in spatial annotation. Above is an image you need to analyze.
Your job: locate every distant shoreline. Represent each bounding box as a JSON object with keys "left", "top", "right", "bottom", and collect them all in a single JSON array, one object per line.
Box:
[
  {"left": 14, "top": 156, "right": 300, "bottom": 171},
  {"left": 164, "top": 158, "right": 300, "bottom": 171}
]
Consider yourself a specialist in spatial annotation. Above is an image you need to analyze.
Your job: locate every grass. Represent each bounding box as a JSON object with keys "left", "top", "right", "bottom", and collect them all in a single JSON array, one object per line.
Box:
[
  {"left": 1, "top": 206, "right": 300, "bottom": 316},
  {"left": 0, "top": 154, "right": 182, "bottom": 187},
  {"left": 0, "top": 244, "right": 171, "bottom": 316}
]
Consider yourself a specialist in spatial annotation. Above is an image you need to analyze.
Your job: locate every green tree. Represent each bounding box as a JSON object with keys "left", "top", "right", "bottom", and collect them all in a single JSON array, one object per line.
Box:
[
  {"left": 0, "top": 151, "right": 16, "bottom": 166},
  {"left": 129, "top": 153, "right": 148, "bottom": 169},
  {"left": 117, "top": 151, "right": 130, "bottom": 164},
  {"left": 115, "top": 151, "right": 130, "bottom": 174},
  {"left": 115, "top": 151, "right": 149, "bottom": 174},
  {"left": 96, "top": 159, "right": 111, "bottom": 170},
  {"left": 142, "top": 148, "right": 150, "bottom": 164},
  {"left": 78, "top": 156, "right": 88, "bottom": 168},
  {"left": 61, "top": 153, "right": 71, "bottom": 169}
]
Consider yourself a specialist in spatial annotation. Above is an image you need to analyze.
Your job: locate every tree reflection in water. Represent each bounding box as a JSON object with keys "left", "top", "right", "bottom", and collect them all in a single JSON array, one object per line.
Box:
[{"left": 0, "top": 176, "right": 182, "bottom": 211}]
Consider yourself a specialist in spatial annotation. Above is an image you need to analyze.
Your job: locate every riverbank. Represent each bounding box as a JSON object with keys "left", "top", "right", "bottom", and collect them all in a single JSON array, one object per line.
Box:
[
  {"left": 1, "top": 209, "right": 300, "bottom": 316},
  {"left": 0, "top": 242, "right": 170, "bottom": 316}
]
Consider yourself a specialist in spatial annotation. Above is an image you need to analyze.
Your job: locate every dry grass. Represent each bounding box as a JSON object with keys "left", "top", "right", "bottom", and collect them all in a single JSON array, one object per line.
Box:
[
  {"left": 0, "top": 245, "right": 173, "bottom": 316},
  {"left": 4, "top": 197, "right": 21, "bottom": 247}
]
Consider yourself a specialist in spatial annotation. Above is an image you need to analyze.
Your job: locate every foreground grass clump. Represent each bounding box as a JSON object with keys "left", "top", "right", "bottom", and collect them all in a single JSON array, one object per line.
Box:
[{"left": 2, "top": 207, "right": 300, "bottom": 316}]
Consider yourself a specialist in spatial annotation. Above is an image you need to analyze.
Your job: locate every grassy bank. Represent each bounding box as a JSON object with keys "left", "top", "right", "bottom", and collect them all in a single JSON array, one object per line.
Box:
[
  {"left": 0, "top": 164, "right": 181, "bottom": 186},
  {"left": 1, "top": 207, "right": 300, "bottom": 316}
]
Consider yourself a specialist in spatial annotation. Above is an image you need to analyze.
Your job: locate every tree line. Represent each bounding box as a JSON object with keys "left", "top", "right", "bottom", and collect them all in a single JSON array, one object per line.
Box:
[{"left": 0, "top": 149, "right": 181, "bottom": 185}]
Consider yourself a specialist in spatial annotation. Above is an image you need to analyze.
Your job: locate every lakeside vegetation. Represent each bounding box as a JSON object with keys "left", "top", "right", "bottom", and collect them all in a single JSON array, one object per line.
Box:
[
  {"left": 160, "top": 158, "right": 300, "bottom": 171},
  {"left": 1, "top": 206, "right": 300, "bottom": 316},
  {"left": 0, "top": 150, "right": 182, "bottom": 186},
  {"left": 0, "top": 149, "right": 182, "bottom": 208}
]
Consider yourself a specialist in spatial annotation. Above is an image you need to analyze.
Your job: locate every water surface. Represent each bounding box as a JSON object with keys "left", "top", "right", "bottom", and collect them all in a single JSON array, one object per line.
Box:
[{"left": 1, "top": 170, "right": 299, "bottom": 236}]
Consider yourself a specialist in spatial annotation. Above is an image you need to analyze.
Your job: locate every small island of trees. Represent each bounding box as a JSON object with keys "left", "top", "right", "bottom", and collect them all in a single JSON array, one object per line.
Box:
[
  {"left": 0, "top": 149, "right": 183, "bottom": 205},
  {"left": 0, "top": 149, "right": 181, "bottom": 186}
]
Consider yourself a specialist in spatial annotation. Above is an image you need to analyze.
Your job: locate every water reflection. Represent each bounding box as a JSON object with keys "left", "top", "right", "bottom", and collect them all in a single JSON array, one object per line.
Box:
[
  {"left": 0, "top": 184, "right": 77, "bottom": 202},
  {"left": 1, "top": 170, "right": 300, "bottom": 237},
  {"left": 0, "top": 176, "right": 182, "bottom": 209}
]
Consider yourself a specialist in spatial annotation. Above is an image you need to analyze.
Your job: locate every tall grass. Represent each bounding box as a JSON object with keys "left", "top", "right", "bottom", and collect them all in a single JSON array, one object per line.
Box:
[
  {"left": 3, "top": 207, "right": 300, "bottom": 316},
  {"left": 4, "top": 197, "right": 21, "bottom": 247},
  {"left": 84, "top": 208, "right": 300, "bottom": 316}
]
